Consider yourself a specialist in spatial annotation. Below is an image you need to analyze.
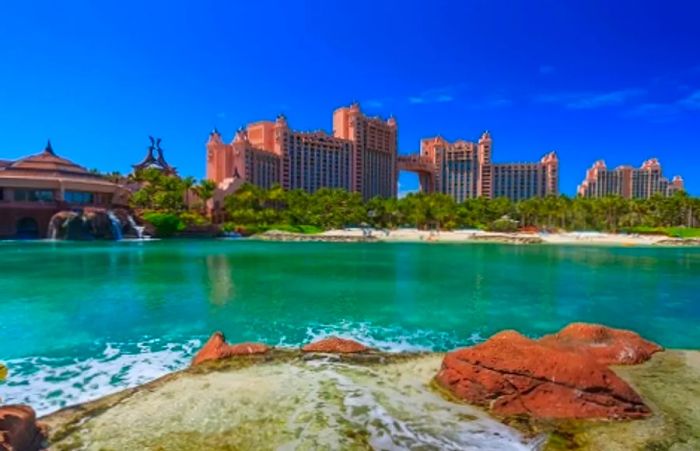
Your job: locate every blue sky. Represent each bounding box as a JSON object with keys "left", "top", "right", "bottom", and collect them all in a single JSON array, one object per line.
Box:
[{"left": 1, "top": 1, "right": 698, "bottom": 195}]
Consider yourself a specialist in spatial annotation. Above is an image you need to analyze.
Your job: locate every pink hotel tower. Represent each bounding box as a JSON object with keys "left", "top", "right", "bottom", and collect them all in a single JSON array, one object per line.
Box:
[
  {"left": 207, "top": 102, "right": 558, "bottom": 202},
  {"left": 206, "top": 103, "right": 397, "bottom": 200},
  {"left": 577, "top": 158, "right": 684, "bottom": 198},
  {"left": 398, "top": 132, "right": 558, "bottom": 202}
]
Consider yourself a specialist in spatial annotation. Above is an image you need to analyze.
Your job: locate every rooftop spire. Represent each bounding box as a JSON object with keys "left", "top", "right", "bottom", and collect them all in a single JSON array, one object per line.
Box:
[{"left": 44, "top": 140, "right": 55, "bottom": 156}]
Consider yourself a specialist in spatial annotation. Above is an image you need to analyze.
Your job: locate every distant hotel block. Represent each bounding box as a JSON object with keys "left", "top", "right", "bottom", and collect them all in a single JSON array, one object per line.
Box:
[
  {"left": 577, "top": 159, "right": 684, "bottom": 198},
  {"left": 398, "top": 132, "right": 558, "bottom": 201},
  {"left": 206, "top": 103, "right": 397, "bottom": 199}
]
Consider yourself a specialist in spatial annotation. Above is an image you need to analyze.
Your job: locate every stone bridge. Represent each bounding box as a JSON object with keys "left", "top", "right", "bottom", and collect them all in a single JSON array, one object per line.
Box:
[{"left": 397, "top": 154, "right": 436, "bottom": 193}]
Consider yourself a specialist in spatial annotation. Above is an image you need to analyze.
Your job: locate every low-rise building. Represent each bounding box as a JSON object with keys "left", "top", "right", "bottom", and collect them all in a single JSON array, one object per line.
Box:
[{"left": 0, "top": 142, "right": 129, "bottom": 238}]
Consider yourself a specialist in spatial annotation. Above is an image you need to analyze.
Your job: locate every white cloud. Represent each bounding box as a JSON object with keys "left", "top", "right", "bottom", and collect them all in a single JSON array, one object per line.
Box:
[
  {"left": 364, "top": 99, "right": 384, "bottom": 108},
  {"left": 629, "top": 90, "right": 700, "bottom": 121},
  {"left": 678, "top": 90, "right": 700, "bottom": 109},
  {"left": 536, "top": 89, "right": 645, "bottom": 109},
  {"left": 408, "top": 85, "right": 463, "bottom": 105}
]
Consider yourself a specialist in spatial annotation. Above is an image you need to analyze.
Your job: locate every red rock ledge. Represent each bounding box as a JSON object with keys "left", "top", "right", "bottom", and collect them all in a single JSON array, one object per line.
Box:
[
  {"left": 302, "top": 337, "right": 369, "bottom": 353},
  {"left": 0, "top": 404, "right": 47, "bottom": 451},
  {"left": 191, "top": 332, "right": 270, "bottom": 366},
  {"left": 435, "top": 324, "right": 663, "bottom": 420}
]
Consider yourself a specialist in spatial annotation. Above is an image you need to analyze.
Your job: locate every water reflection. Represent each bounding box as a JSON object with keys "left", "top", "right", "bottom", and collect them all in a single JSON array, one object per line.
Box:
[{"left": 206, "top": 254, "right": 234, "bottom": 306}]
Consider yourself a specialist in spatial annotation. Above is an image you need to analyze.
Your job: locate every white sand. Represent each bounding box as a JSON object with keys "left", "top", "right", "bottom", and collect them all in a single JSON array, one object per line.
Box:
[{"left": 320, "top": 228, "right": 677, "bottom": 246}]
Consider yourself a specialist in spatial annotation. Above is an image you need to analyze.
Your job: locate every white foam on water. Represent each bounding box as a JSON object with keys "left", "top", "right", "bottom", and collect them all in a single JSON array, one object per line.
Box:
[
  {"left": 1, "top": 339, "right": 200, "bottom": 416},
  {"left": 1, "top": 322, "right": 481, "bottom": 418},
  {"left": 291, "top": 319, "right": 480, "bottom": 353}
]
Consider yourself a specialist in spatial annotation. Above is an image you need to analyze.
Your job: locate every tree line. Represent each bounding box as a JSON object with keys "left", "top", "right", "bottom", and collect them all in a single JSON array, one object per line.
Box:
[
  {"left": 123, "top": 170, "right": 699, "bottom": 236},
  {"left": 223, "top": 183, "right": 700, "bottom": 235}
]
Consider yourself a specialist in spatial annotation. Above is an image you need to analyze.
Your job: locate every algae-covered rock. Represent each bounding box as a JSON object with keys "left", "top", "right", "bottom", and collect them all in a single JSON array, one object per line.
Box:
[{"left": 43, "top": 353, "right": 536, "bottom": 450}]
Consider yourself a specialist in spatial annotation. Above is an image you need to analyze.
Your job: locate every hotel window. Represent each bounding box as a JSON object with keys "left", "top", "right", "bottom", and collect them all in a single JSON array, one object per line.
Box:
[
  {"left": 64, "top": 191, "right": 94, "bottom": 205},
  {"left": 14, "top": 189, "right": 54, "bottom": 202}
]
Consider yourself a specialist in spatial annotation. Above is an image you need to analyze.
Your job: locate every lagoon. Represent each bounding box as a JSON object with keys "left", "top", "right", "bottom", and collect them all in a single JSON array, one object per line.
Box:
[{"left": 1, "top": 239, "right": 699, "bottom": 415}]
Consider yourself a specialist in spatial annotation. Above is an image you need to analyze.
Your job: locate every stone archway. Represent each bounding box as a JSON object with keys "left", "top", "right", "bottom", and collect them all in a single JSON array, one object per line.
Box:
[{"left": 16, "top": 217, "right": 40, "bottom": 239}]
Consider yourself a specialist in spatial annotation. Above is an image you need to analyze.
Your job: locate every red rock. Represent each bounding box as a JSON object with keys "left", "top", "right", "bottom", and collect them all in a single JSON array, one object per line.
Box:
[
  {"left": 302, "top": 337, "right": 369, "bottom": 353},
  {"left": 191, "top": 332, "right": 269, "bottom": 366},
  {"left": 0, "top": 404, "right": 47, "bottom": 451},
  {"left": 539, "top": 322, "right": 663, "bottom": 365},
  {"left": 436, "top": 327, "right": 656, "bottom": 420}
]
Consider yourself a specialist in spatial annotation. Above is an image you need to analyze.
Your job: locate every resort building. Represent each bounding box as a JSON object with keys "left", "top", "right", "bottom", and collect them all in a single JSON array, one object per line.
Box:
[
  {"left": 577, "top": 158, "right": 684, "bottom": 198},
  {"left": 398, "top": 132, "right": 558, "bottom": 202},
  {"left": 0, "top": 142, "right": 129, "bottom": 238},
  {"left": 206, "top": 103, "right": 397, "bottom": 199}
]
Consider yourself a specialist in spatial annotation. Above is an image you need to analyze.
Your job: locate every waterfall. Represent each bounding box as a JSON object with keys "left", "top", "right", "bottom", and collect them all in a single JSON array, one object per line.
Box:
[
  {"left": 48, "top": 221, "right": 58, "bottom": 240},
  {"left": 107, "top": 210, "right": 123, "bottom": 241},
  {"left": 127, "top": 215, "right": 145, "bottom": 239}
]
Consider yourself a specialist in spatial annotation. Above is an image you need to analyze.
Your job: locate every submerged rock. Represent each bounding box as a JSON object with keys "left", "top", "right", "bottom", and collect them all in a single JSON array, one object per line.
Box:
[
  {"left": 0, "top": 404, "right": 47, "bottom": 451},
  {"left": 191, "top": 332, "right": 269, "bottom": 366},
  {"left": 435, "top": 325, "right": 661, "bottom": 420},
  {"left": 302, "top": 336, "right": 369, "bottom": 353}
]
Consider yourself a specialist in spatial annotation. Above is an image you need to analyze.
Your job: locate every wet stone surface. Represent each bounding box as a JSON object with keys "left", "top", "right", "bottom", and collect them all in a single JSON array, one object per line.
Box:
[{"left": 42, "top": 353, "right": 536, "bottom": 451}]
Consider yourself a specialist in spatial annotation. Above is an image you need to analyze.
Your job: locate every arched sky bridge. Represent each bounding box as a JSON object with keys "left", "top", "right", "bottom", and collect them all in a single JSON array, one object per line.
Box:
[{"left": 397, "top": 154, "right": 436, "bottom": 193}]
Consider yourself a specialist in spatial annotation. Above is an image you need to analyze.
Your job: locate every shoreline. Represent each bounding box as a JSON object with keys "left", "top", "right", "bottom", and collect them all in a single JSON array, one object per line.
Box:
[
  {"left": 38, "top": 346, "right": 700, "bottom": 450},
  {"left": 254, "top": 228, "right": 700, "bottom": 247}
]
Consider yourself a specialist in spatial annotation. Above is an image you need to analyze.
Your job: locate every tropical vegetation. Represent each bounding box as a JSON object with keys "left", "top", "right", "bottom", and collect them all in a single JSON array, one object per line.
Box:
[
  {"left": 126, "top": 172, "right": 700, "bottom": 237},
  {"left": 128, "top": 168, "right": 215, "bottom": 236},
  {"left": 221, "top": 183, "right": 700, "bottom": 235}
]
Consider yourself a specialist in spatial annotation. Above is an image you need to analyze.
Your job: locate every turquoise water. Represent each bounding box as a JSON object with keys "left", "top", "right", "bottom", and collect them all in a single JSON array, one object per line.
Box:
[{"left": 1, "top": 239, "right": 699, "bottom": 414}]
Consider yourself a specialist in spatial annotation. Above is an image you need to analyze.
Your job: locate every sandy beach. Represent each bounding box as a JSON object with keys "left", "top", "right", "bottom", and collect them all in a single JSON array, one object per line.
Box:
[{"left": 316, "top": 228, "right": 694, "bottom": 246}]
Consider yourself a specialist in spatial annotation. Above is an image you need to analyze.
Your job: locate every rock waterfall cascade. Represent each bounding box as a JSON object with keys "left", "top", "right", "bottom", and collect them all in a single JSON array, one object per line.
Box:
[
  {"left": 127, "top": 214, "right": 145, "bottom": 239},
  {"left": 106, "top": 210, "right": 123, "bottom": 241},
  {"left": 47, "top": 209, "right": 136, "bottom": 240}
]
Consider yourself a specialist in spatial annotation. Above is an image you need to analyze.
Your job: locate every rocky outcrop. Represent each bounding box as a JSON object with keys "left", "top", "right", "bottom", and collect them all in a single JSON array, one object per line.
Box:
[
  {"left": 656, "top": 238, "right": 700, "bottom": 246},
  {"left": 49, "top": 209, "right": 120, "bottom": 240},
  {"left": 302, "top": 337, "right": 369, "bottom": 353},
  {"left": 538, "top": 322, "right": 663, "bottom": 365},
  {"left": 257, "top": 232, "right": 377, "bottom": 243},
  {"left": 436, "top": 324, "right": 663, "bottom": 420},
  {"left": 469, "top": 234, "right": 544, "bottom": 244},
  {"left": 191, "top": 332, "right": 270, "bottom": 366},
  {"left": 0, "top": 404, "right": 47, "bottom": 451}
]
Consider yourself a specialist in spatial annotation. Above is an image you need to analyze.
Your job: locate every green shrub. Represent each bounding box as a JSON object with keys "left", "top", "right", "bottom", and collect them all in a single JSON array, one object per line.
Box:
[
  {"left": 143, "top": 211, "right": 185, "bottom": 237},
  {"left": 179, "top": 211, "right": 211, "bottom": 227},
  {"left": 667, "top": 227, "right": 700, "bottom": 238},
  {"left": 622, "top": 226, "right": 700, "bottom": 238}
]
